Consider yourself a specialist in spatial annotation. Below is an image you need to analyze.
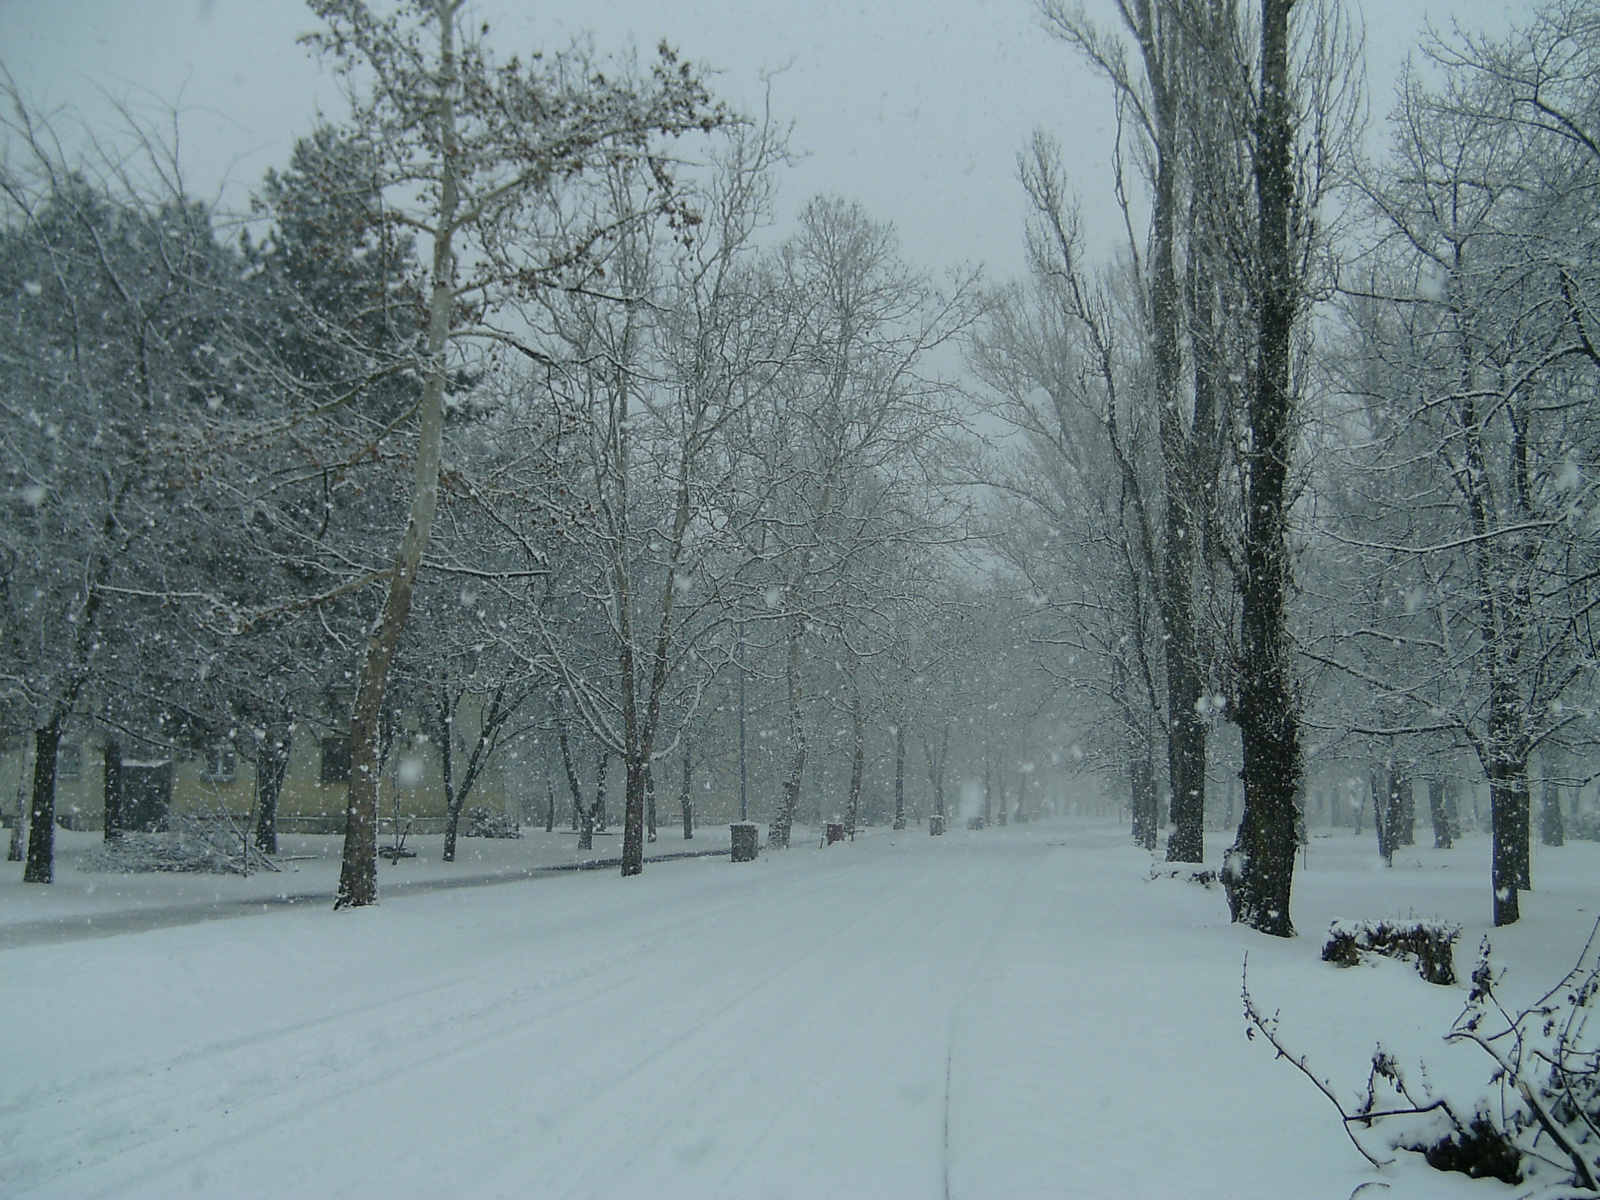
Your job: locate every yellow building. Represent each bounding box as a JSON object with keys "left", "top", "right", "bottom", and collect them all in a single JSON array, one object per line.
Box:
[{"left": 0, "top": 708, "right": 518, "bottom": 837}]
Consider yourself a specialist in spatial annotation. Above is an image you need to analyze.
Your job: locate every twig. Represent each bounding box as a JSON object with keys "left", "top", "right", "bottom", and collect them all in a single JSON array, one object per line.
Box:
[{"left": 1242, "top": 955, "right": 1394, "bottom": 1169}]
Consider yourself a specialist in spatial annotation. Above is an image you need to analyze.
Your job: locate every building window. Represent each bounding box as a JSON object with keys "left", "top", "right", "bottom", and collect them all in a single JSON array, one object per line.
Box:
[
  {"left": 202, "top": 744, "right": 238, "bottom": 782},
  {"left": 57, "top": 743, "right": 81, "bottom": 780},
  {"left": 320, "top": 736, "right": 351, "bottom": 784}
]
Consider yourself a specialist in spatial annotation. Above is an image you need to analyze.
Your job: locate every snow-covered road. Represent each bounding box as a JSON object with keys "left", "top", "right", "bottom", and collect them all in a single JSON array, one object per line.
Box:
[{"left": 1, "top": 820, "right": 1526, "bottom": 1198}]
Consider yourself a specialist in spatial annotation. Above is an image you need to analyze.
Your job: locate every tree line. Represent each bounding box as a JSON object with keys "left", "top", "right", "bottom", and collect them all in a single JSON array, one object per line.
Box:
[{"left": 3, "top": 0, "right": 1597, "bottom": 932}]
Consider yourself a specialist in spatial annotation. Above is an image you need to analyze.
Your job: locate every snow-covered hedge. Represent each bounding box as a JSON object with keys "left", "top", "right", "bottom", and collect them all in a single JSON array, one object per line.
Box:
[{"left": 1323, "top": 918, "right": 1460, "bottom": 986}]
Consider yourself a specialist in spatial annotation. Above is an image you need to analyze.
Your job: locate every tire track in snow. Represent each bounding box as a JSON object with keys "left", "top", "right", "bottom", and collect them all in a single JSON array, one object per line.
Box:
[
  {"left": 4, "top": 852, "right": 911, "bottom": 1199},
  {"left": 5, "top": 832, "right": 1065, "bottom": 1200}
]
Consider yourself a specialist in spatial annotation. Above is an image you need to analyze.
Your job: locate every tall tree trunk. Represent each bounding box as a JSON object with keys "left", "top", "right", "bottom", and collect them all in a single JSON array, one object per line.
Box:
[
  {"left": 1490, "top": 764, "right": 1527, "bottom": 926},
  {"left": 679, "top": 748, "right": 693, "bottom": 840},
  {"left": 1222, "top": 0, "right": 1302, "bottom": 939},
  {"left": 583, "top": 752, "right": 608, "bottom": 851},
  {"left": 1372, "top": 765, "right": 1395, "bottom": 864},
  {"left": 558, "top": 711, "right": 584, "bottom": 835},
  {"left": 646, "top": 764, "right": 657, "bottom": 844},
  {"left": 892, "top": 720, "right": 906, "bottom": 832},
  {"left": 1428, "top": 778, "right": 1452, "bottom": 849},
  {"left": 253, "top": 723, "right": 290, "bottom": 855},
  {"left": 544, "top": 772, "right": 555, "bottom": 833},
  {"left": 846, "top": 697, "right": 866, "bottom": 837},
  {"left": 1132, "top": 747, "right": 1158, "bottom": 851},
  {"left": 102, "top": 736, "right": 123, "bottom": 843},
  {"left": 1147, "top": 4, "right": 1206, "bottom": 866},
  {"left": 440, "top": 691, "right": 462, "bottom": 863},
  {"left": 769, "top": 615, "right": 807, "bottom": 849},
  {"left": 1542, "top": 777, "right": 1565, "bottom": 847},
  {"left": 335, "top": 7, "right": 460, "bottom": 909},
  {"left": 1396, "top": 774, "right": 1415, "bottom": 846},
  {"left": 24, "top": 718, "right": 63, "bottom": 884}
]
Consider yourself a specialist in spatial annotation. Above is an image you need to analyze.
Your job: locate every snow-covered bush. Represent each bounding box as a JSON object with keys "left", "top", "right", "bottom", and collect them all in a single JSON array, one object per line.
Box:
[
  {"left": 81, "top": 817, "right": 277, "bottom": 876},
  {"left": 1322, "top": 919, "right": 1459, "bottom": 985},
  {"left": 1146, "top": 863, "right": 1219, "bottom": 888},
  {"left": 1249, "top": 920, "right": 1600, "bottom": 1192},
  {"left": 464, "top": 807, "right": 521, "bottom": 839}
]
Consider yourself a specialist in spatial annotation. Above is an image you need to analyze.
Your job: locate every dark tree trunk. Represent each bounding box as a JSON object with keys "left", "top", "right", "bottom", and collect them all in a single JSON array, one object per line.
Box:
[
  {"left": 440, "top": 693, "right": 462, "bottom": 863},
  {"left": 1542, "top": 778, "right": 1565, "bottom": 847},
  {"left": 1162, "top": 593, "right": 1207, "bottom": 861},
  {"left": 545, "top": 775, "right": 556, "bottom": 833},
  {"left": 846, "top": 702, "right": 866, "bottom": 837},
  {"left": 25, "top": 719, "right": 63, "bottom": 884},
  {"left": 1131, "top": 749, "right": 1158, "bottom": 851},
  {"left": 1222, "top": 0, "right": 1301, "bottom": 939},
  {"left": 102, "top": 736, "right": 123, "bottom": 843},
  {"left": 770, "top": 617, "right": 807, "bottom": 850},
  {"left": 620, "top": 752, "right": 646, "bottom": 873},
  {"left": 558, "top": 712, "right": 584, "bottom": 833},
  {"left": 253, "top": 723, "right": 290, "bottom": 856},
  {"left": 1490, "top": 761, "right": 1528, "bottom": 926},
  {"left": 679, "top": 749, "right": 693, "bottom": 840},
  {"left": 1157, "top": 99, "right": 1206, "bottom": 865},
  {"left": 891, "top": 721, "right": 906, "bottom": 832},
  {"left": 1372, "top": 766, "right": 1395, "bottom": 865},
  {"left": 1396, "top": 775, "right": 1415, "bottom": 846},
  {"left": 1444, "top": 778, "right": 1462, "bottom": 842},
  {"left": 580, "top": 752, "right": 608, "bottom": 852},
  {"left": 646, "top": 764, "right": 657, "bottom": 844},
  {"left": 1428, "top": 779, "right": 1452, "bottom": 849}
]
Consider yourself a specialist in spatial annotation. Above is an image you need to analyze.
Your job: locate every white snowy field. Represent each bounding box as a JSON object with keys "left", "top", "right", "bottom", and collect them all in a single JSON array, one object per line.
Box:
[{"left": 2, "top": 819, "right": 1596, "bottom": 1199}]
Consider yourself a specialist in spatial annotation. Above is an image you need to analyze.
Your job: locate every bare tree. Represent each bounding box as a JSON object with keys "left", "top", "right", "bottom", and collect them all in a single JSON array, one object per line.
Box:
[{"left": 299, "top": 0, "right": 724, "bottom": 906}]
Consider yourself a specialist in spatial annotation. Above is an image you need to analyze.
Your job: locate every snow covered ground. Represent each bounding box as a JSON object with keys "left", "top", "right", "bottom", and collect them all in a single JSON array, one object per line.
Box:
[{"left": 2, "top": 818, "right": 1595, "bottom": 1198}]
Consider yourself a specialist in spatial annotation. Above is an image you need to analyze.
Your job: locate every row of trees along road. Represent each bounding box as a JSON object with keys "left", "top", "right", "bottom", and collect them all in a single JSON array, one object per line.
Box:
[
  {"left": 3, "top": 0, "right": 1599, "bottom": 933},
  {"left": 974, "top": 0, "right": 1600, "bottom": 933}
]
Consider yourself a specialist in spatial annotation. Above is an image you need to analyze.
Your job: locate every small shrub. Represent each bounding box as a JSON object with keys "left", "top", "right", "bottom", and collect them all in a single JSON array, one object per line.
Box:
[{"left": 1407, "top": 1115, "right": 1522, "bottom": 1185}]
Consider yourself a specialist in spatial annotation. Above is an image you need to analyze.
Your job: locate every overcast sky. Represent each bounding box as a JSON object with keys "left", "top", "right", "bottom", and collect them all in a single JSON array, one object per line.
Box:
[{"left": 0, "top": 0, "right": 1522, "bottom": 281}]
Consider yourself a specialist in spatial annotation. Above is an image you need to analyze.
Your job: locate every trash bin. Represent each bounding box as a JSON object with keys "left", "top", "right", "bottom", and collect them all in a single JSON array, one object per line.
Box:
[
  {"left": 929, "top": 814, "right": 945, "bottom": 836},
  {"left": 731, "top": 822, "right": 760, "bottom": 862}
]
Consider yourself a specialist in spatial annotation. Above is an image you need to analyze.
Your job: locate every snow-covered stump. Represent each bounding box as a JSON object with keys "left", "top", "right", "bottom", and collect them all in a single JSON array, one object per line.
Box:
[{"left": 730, "top": 822, "right": 759, "bottom": 863}]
